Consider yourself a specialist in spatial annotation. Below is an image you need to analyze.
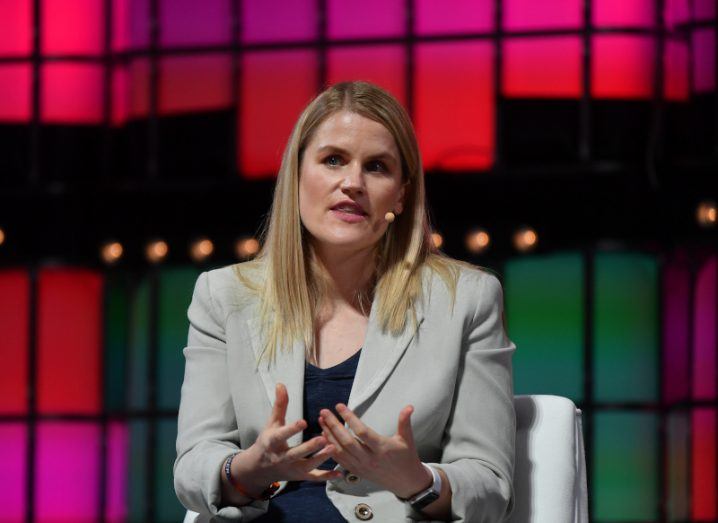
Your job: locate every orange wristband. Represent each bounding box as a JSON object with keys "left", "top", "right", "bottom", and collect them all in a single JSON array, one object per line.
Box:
[{"left": 223, "top": 453, "right": 280, "bottom": 501}]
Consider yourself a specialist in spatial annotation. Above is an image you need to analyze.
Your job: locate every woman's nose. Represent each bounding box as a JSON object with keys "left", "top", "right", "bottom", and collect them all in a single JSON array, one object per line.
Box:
[{"left": 340, "top": 162, "right": 365, "bottom": 192}]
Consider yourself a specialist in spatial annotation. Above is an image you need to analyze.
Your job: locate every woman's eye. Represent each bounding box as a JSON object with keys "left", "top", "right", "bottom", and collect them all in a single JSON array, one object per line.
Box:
[
  {"left": 324, "top": 155, "right": 342, "bottom": 166},
  {"left": 366, "top": 160, "right": 387, "bottom": 173}
]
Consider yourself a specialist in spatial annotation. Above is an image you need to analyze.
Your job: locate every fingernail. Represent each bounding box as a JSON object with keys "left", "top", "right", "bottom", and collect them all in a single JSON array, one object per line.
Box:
[{"left": 336, "top": 404, "right": 346, "bottom": 412}]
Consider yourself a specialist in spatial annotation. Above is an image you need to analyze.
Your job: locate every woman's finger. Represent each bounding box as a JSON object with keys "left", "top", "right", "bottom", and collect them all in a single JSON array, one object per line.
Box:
[
  {"left": 269, "top": 418, "right": 306, "bottom": 446},
  {"left": 320, "top": 410, "right": 365, "bottom": 460},
  {"left": 284, "top": 435, "right": 328, "bottom": 461},
  {"left": 396, "top": 405, "right": 415, "bottom": 447},
  {"left": 304, "top": 468, "right": 344, "bottom": 482},
  {"left": 268, "top": 383, "right": 289, "bottom": 428},
  {"left": 335, "top": 403, "right": 381, "bottom": 451}
]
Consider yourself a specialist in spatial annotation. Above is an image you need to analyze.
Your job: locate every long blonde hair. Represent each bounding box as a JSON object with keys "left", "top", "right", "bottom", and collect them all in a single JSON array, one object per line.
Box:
[{"left": 234, "top": 81, "right": 479, "bottom": 365}]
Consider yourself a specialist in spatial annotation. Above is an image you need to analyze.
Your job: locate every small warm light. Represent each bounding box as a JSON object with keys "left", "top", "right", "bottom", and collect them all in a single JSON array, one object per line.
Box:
[
  {"left": 190, "top": 238, "right": 214, "bottom": 262},
  {"left": 146, "top": 240, "right": 169, "bottom": 264},
  {"left": 513, "top": 226, "right": 538, "bottom": 253},
  {"left": 100, "top": 241, "right": 123, "bottom": 265},
  {"left": 465, "top": 229, "right": 490, "bottom": 254},
  {"left": 696, "top": 200, "right": 717, "bottom": 228},
  {"left": 0, "top": 227, "right": 5, "bottom": 246},
  {"left": 235, "top": 237, "right": 260, "bottom": 259},
  {"left": 431, "top": 232, "right": 443, "bottom": 249}
]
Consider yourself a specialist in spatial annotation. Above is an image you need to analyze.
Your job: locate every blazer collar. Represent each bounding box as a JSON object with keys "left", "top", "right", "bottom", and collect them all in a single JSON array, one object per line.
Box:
[{"left": 244, "top": 284, "right": 426, "bottom": 446}]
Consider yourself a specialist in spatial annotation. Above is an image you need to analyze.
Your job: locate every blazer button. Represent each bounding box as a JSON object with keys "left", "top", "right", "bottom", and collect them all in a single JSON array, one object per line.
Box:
[
  {"left": 354, "top": 503, "right": 373, "bottom": 520},
  {"left": 345, "top": 472, "right": 360, "bottom": 484}
]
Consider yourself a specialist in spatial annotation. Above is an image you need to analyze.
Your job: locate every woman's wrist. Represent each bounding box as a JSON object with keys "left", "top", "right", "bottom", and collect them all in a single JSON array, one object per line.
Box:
[
  {"left": 393, "top": 461, "right": 434, "bottom": 500},
  {"left": 229, "top": 449, "right": 276, "bottom": 499}
]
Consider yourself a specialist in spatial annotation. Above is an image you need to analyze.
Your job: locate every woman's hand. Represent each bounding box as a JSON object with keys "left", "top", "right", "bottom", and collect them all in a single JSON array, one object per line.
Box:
[
  {"left": 232, "top": 383, "right": 341, "bottom": 497},
  {"left": 318, "top": 403, "right": 433, "bottom": 499}
]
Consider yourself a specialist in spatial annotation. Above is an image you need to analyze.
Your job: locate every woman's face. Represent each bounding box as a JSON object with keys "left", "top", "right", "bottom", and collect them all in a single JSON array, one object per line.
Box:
[{"left": 299, "top": 110, "right": 406, "bottom": 258}]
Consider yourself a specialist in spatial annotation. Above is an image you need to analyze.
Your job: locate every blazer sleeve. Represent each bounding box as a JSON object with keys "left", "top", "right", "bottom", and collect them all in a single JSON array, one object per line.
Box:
[
  {"left": 173, "top": 271, "right": 270, "bottom": 521},
  {"left": 422, "top": 272, "right": 516, "bottom": 522}
]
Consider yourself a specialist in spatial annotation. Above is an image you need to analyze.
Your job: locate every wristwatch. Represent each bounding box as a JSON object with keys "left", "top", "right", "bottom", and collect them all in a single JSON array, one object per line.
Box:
[{"left": 407, "top": 463, "right": 442, "bottom": 511}]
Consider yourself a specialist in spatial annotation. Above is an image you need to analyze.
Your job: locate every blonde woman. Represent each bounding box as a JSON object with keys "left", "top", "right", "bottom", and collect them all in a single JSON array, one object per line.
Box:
[{"left": 174, "top": 81, "right": 516, "bottom": 522}]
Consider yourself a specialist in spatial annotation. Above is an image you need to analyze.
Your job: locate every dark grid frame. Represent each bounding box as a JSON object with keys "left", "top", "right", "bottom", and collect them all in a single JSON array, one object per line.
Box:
[{"left": 0, "top": 0, "right": 716, "bottom": 522}]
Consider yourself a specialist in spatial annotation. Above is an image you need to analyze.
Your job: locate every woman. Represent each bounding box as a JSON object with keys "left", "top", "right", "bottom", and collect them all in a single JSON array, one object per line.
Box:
[{"left": 174, "top": 81, "right": 516, "bottom": 522}]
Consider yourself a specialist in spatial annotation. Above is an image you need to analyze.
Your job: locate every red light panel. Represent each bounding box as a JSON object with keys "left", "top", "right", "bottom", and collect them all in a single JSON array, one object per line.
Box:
[
  {"left": 159, "top": 54, "right": 232, "bottom": 115},
  {"left": 0, "top": 270, "right": 30, "bottom": 415},
  {"left": 503, "top": 0, "right": 581, "bottom": 30},
  {"left": 0, "top": 65, "right": 33, "bottom": 123},
  {"left": 592, "top": 36, "right": 655, "bottom": 99},
  {"left": 41, "top": 63, "right": 104, "bottom": 124},
  {"left": 0, "top": 0, "right": 33, "bottom": 56},
  {"left": 41, "top": 0, "right": 104, "bottom": 55},
  {"left": 593, "top": 0, "right": 655, "bottom": 28}
]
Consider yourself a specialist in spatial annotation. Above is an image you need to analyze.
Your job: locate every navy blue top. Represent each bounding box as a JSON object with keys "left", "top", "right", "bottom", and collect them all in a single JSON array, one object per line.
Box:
[{"left": 253, "top": 349, "right": 361, "bottom": 522}]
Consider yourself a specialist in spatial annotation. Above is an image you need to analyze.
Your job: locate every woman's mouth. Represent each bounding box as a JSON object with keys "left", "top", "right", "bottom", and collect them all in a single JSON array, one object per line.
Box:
[{"left": 330, "top": 209, "right": 368, "bottom": 223}]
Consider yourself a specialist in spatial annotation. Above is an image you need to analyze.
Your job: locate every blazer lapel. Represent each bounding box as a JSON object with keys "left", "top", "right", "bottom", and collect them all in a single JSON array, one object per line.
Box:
[
  {"left": 244, "top": 311, "right": 305, "bottom": 447},
  {"left": 347, "top": 290, "right": 425, "bottom": 414}
]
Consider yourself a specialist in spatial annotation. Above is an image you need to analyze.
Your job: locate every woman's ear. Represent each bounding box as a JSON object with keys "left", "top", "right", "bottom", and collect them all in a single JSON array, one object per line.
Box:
[{"left": 396, "top": 181, "right": 407, "bottom": 214}]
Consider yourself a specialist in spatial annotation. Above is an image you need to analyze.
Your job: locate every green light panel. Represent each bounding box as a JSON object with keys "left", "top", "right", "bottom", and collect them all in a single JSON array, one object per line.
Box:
[
  {"left": 593, "top": 252, "right": 658, "bottom": 402},
  {"left": 158, "top": 267, "right": 200, "bottom": 411},
  {"left": 157, "top": 419, "right": 186, "bottom": 521},
  {"left": 593, "top": 411, "right": 659, "bottom": 520},
  {"left": 128, "top": 278, "right": 150, "bottom": 410},
  {"left": 128, "top": 420, "right": 148, "bottom": 523},
  {"left": 104, "top": 274, "right": 129, "bottom": 412},
  {"left": 504, "top": 251, "right": 584, "bottom": 401}
]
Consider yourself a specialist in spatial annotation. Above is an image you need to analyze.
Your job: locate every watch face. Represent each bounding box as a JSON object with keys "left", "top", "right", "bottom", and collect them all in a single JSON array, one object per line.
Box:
[{"left": 411, "top": 490, "right": 440, "bottom": 510}]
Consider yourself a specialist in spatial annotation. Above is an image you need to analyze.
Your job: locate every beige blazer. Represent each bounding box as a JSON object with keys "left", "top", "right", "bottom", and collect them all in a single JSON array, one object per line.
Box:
[{"left": 174, "top": 263, "right": 516, "bottom": 522}]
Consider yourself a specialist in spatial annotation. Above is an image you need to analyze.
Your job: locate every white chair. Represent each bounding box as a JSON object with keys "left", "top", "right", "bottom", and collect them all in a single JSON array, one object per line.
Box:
[{"left": 182, "top": 394, "right": 588, "bottom": 522}]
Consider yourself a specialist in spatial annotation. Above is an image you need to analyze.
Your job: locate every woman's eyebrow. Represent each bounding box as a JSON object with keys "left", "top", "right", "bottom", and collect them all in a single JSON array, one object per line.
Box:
[{"left": 316, "top": 144, "right": 398, "bottom": 165}]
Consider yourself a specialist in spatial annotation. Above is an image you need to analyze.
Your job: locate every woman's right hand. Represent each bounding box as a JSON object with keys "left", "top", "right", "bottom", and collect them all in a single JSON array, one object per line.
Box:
[{"left": 231, "top": 382, "right": 341, "bottom": 497}]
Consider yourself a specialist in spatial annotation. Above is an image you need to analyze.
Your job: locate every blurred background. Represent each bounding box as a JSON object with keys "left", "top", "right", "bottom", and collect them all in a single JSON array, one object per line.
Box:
[{"left": 0, "top": 0, "right": 716, "bottom": 522}]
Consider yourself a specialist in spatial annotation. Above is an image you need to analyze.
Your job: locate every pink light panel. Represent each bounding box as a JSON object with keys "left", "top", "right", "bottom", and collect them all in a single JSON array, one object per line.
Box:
[
  {"left": 106, "top": 422, "right": 129, "bottom": 523},
  {"left": 503, "top": 37, "right": 582, "bottom": 98},
  {"left": 692, "top": 29, "right": 716, "bottom": 93},
  {"left": 37, "top": 268, "right": 103, "bottom": 415},
  {"left": 503, "top": 0, "right": 581, "bottom": 30},
  {"left": 112, "top": 0, "right": 150, "bottom": 51},
  {"left": 0, "top": 424, "right": 26, "bottom": 523},
  {"left": 327, "top": 45, "right": 406, "bottom": 107},
  {"left": 240, "top": 50, "right": 317, "bottom": 178},
  {"left": 664, "top": 40, "right": 689, "bottom": 101},
  {"left": 591, "top": 36, "right": 655, "bottom": 99},
  {"left": 693, "top": 256, "right": 716, "bottom": 400},
  {"left": 159, "top": 0, "right": 232, "bottom": 47},
  {"left": 662, "top": 255, "right": 691, "bottom": 403},
  {"left": 593, "top": 0, "right": 655, "bottom": 28},
  {"left": 41, "top": 64, "right": 104, "bottom": 124},
  {"left": 41, "top": 0, "right": 104, "bottom": 55},
  {"left": 694, "top": 0, "right": 717, "bottom": 20},
  {"left": 415, "top": 0, "right": 493, "bottom": 34},
  {"left": 0, "top": 0, "right": 33, "bottom": 55},
  {"left": 159, "top": 54, "right": 232, "bottom": 115},
  {"left": 415, "top": 42, "right": 494, "bottom": 171},
  {"left": 36, "top": 422, "right": 101, "bottom": 522},
  {"left": 0, "top": 65, "right": 32, "bottom": 124},
  {"left": 0, "top": 270, "right": 30, "bottom": 415},
  {"left": 241, "top": 0, "right": 317, "bottom": 43},
  {"left": 327, "top": 0, "right": 404, "bottom": 39}
]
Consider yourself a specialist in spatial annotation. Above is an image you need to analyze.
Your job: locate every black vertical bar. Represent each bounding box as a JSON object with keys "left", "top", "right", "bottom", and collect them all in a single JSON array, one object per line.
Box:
[
  {"left": 579, "top": 0, "right": 592, "bottom": 163},
  {"left": 583, "top": 247, "right": 594, "bottom": 521},
  {"left": 148, "top": 0, "right": 160, "bottom": 180},
  {"left": 230, "top": 0, "right": 241, "bottom": 179},
  {"left": 317, "top": 0, "right": 327, "bottom": 90},
  {"left": 493, "top": 0, "right": 504, "bottom": 174},
  {"left": 25, "top": 268, "right": 38, "bottom": 523},
  {"left": 405, "top": 0, "right": 415, "bottom": 120},
  {"left": 147, "top": 268, "right": 160, "bottom": 521},
  {"left": 29, "top": 0, "right": 41, "bottom": 186}
]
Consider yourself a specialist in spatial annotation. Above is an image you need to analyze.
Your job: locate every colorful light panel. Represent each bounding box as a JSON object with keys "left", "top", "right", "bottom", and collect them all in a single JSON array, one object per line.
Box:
[
  {"left": 241, "top": 0, "right": 317, "bottom": 43},
  {"left": 593, "top": 253, "right": 658, "bottom": 402},
  {"left": 128, "top": 420, "right": 148, "bottom": 521},
  {"left": 159, "top": 0, "right": 231, "bottom": 47},
  {"left": 0, "top": 424, "right": 26, "bottom": 523},
  {"left": 106, "top": 422, "right": 129, "bottom": 523},
  {"left": 157, "top": 420, "right": 186, "bottom": 519},
  {"left": 664, "top": 39, "right": 690, "bottom": 101},
  {"left": 129, "top": 277, "right": 150, "bottom": 410},
  {"left": 592, "top": 35, "right": 655, "bottom": 99},
  {"left": 415, "top": 0, "right": 493, "bottom": 34},
  {"left": 415, "top": 42, "right": 494, "bottom": 171},
  {"left": 593, "top": 412, "right": 659, "bottom": 520},
  {"left": 240, "top": 50, "right": 318, "bottom": 178},
  {"left": 593, "top": 0, "right": 655, "bottom": 28},
  {"left": 36, "top": 422, "right": 101, "bottom": 522},
  {"left": 692, "top": 29, "right": 716, "bottom": 93},
  {"left": 664, "top": 0, "right": 690, "bottom": 29},
  {"left": 503, "top": 36, "right": 582, "bottom": 98},
  {"left": 112, "top": 0, "right": 150, "bottom": 51},
  {"left": 503, "top": 0, "right": 582, "bottom": 30},
  {"left": 41, "top": 0, "right": 104, "bottom": 55},
  {"left": 0, "top": 65, "right": 32, "bottom": 123},
  {"left": 41, "top": 63, "right": 104, "bottom": 124},
  {"left": 694, "top": 0, "right": 717, "bottom": 20},
  {"left": 105, "top": 276, "right": 128, "bottom": 412},
  {"left": 663, "top": 255, "right": 691, "bottom": 403},
  {"left": 0, "top": 270, "right": 29, "bottom": 415},
  {"left": 691, "top": 408, "right": 717, "bottom": 520},
  {"left": 0, "top": 0, "right": 32, "bottom": 56},
  {"left": 159, "top": 54, "right": 232, "bottom": 115},
  {"left": 158, "top": 268, "right": 200, "bottom": 410},
  {"left": 693, "top": 256, "right": 716, "bottom": 400},
  {"left": 667, "top": 412, "right": 690, "bottom": 521},
  {"left": 112, "top": 59, "right": 151, "bottom": 125},
  {"left": 505, "top": 252, "right": 585, "bottom": 401},
  {"left": 327, "top": 45, "right": 406, "bottom": 107},
  {"left": 327, "top": 0, "right": 404, "bottom": 39},
  {"left": 37, "top": 268, "right": 103, "bottom": 415}
]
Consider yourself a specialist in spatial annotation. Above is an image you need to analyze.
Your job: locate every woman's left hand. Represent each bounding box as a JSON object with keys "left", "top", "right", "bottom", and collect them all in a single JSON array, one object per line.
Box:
[{"left": 318, "top": 403, "right": 433, "bottom": 499}]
